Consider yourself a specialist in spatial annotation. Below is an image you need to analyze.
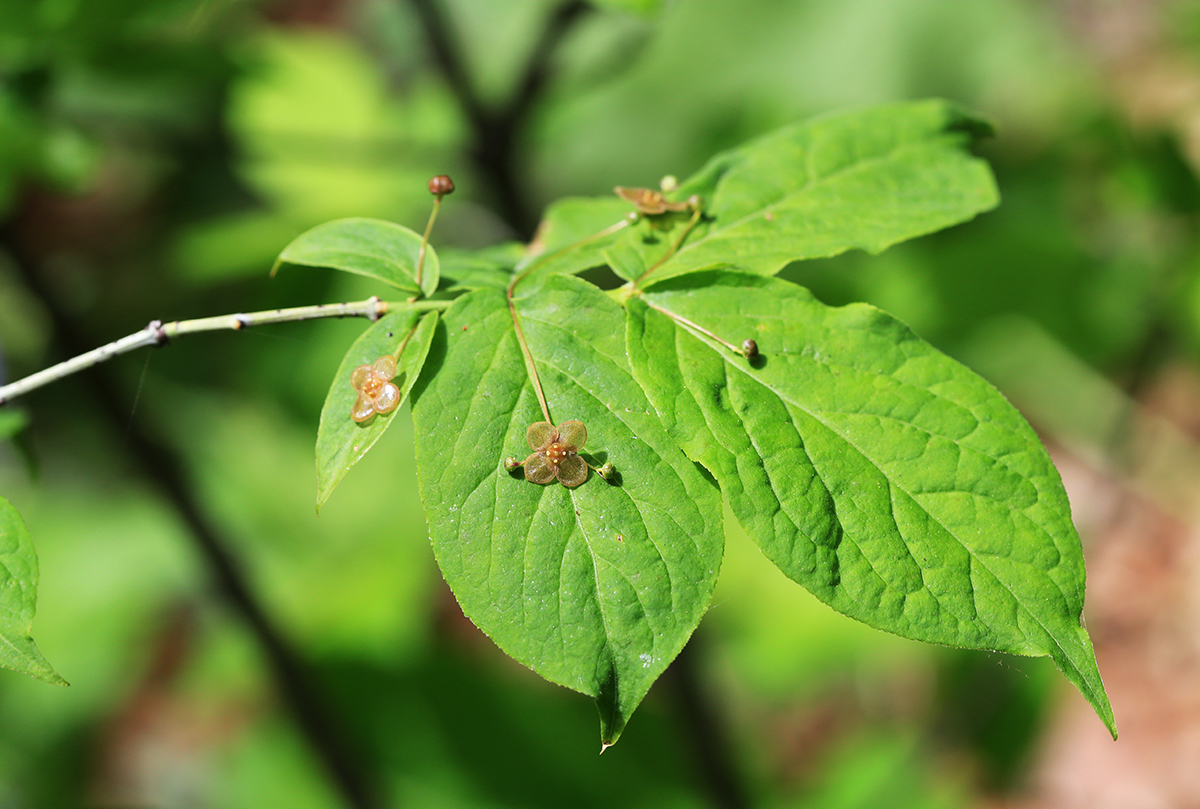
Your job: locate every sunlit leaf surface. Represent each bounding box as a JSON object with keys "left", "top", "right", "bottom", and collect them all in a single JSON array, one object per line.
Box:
[
  {"left": 412, "top": 275, "right": 722, "bottom": 744},
  {"left": 624, "top": 270, "right": 1114, "bottom": 736}
]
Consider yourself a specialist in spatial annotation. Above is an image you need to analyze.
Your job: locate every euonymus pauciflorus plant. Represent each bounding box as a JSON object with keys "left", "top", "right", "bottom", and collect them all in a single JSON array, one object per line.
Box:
[{"left": 0, "top": 100, "right": 1116, "bottom": 747}]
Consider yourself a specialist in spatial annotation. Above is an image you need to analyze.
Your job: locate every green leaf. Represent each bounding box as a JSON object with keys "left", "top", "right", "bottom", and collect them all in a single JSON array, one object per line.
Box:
[
  {"left": 273, "top": 218, "right": 439, "bottom": 297},
  {"left": 610, "top": 99, "right": 998, "bottom": 286},
  {"left": 625, "top": 271, "right": 1115, "bottom": 737},
  {"left": 439, "top": 243, "right": 523, "bottom": 291},
  {"left": 0, "top": 496, "right": 66, "bottom": 686},
  {"left": 411, "top": 275, "right": 723, "bottom": 745},
  {"left": 520, "top": 196, "right": 634, "bottom": 279},
  {"left": 316, "top": 309, "right": 438, "bottom": 509}
]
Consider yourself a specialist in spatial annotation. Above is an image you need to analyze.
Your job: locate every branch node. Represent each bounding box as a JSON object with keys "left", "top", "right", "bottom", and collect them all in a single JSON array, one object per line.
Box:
[
  {"left": 147, "top": 320, "right": 170, "bottom": 346},
  {"left": 367, "top": 296, "right": 383, "bottom": 322},
  {"left": 232, "top": 314, "right": 249, "bottom": 330}
]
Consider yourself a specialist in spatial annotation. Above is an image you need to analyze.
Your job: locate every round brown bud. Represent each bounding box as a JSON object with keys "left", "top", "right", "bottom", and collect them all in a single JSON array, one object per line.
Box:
[
  {"left": 503, "top": 456, "right": 522, "bottom": 471},
  {"left": 742, "top": 339, "right": 759, "bottom": 359},
  {"left": 428, "top": 175, "right": 455, "bottom": 196}
]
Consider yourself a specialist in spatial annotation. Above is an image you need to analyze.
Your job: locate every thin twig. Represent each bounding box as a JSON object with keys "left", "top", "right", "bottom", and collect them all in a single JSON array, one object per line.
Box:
[{"left": 0, "top": 298, "right": 448, "bottom": 406}]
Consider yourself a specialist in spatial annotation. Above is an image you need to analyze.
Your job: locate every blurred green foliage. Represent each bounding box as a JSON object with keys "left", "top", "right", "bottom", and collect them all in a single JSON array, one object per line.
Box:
[{"left": 3, "top": 0, "right": 1200, "bottom": 805}]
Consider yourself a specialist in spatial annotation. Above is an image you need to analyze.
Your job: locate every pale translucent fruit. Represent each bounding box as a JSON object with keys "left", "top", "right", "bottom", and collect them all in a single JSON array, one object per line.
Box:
[
  {"left": 523, "top": 419, "right": 589, "bottom": 488},
  {"left": 350, "top": 355, "right": 401, "bottom": 423}
]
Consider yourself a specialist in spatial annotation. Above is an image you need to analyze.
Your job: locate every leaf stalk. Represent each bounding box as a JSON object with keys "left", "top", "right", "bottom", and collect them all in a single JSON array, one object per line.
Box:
[{"left": 641, "top": 299, "right": 750, "bottom": 358}]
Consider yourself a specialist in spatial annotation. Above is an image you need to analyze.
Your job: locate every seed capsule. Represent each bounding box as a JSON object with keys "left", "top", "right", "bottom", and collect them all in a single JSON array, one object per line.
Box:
[
  {"left": 742, "top": 339, "right": 759, "bottom": 360},
  {"left": 428, "top": 175, "right": 455, "bottom": 196}
]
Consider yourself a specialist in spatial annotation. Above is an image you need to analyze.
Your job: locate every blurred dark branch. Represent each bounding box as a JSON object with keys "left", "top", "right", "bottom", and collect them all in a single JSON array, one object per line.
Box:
[
  {"left": 406, "top": 0, "right": 589, "bottom": 238},
  {"left": 663, "top": 635, "right": 750, "bottom": 809},
  {"left": 0, "top": 230, "right": 382, "bottom": 809}
]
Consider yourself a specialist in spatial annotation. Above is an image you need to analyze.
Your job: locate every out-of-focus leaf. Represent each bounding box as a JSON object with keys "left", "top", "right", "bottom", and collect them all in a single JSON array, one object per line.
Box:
[
  {"left": 0, "top": 410, "right": 28, "bottom": 442},
  {"left": 273, "top": 218, "right": 439, "bottom": 297},
  {"left": 0, "top": 496, "right": 66, "bottom": 686},
  {"left": 411, "top": 275, "right": 723, "bottom": 745},
  {"left": 587, "top": 0, "right": 664, "bottom": 18},
  {"left": 316, "top": 310, "right": 438, "bottom": 509},
  {"left": 624, "top": 271, "right": 1114, "bottom": 737}
]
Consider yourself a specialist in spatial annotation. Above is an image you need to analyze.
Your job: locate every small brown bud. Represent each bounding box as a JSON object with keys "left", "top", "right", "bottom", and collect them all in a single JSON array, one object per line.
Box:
[
  {"left": 428, "top": 175, "right": 455, "bottom": 197},
  {"left": 742, "top": 339, "right": 759, "bottom": 359}
]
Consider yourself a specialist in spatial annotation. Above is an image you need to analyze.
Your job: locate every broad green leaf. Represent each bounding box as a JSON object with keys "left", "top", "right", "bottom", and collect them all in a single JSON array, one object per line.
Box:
[
  {"left": 273, "top": 218, "right": 439, "bottom": 297},
  {"left": 411, "top": 275, "right": 723, "bottom": 745},
  {"left": 624, "top": 271, "right": 1115, "bottom": 737},
  {"left": 610, "top": 100, "right": 998, "bottom": 286},
  {"left": 0, "top": 496, "right": 66, "bottom": 685},
  {"left": 520, "top": 196, "right": 635, "bottom": 279},
  {"left": 439, "top": 243, "right": 523, "bottom": 291},
  {"left": 316, "top": 310, "right": 438, "bottom": 508}
]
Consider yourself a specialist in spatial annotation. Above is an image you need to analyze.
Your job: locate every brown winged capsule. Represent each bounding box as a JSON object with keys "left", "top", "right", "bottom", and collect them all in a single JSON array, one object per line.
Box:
[
  {"left": 615, "top": 186, "right": 695, "bottom": 216},
  {"left": 523, "top": 420, "right": 589, "bottom": 488}
]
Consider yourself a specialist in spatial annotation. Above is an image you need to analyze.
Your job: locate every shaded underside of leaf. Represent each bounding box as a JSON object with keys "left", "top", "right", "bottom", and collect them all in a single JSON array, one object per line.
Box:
[
  {"left": 316, "top": 309, "right": 438, "bottom": 508},
  {"left": 411, "top": 276, "right": 723, "bottom": 744},
  {"left": 273, "top": 217, "right": 439, "bottom": 296},
  {"left": 0, "top": 496, "right": 66, "bottom": 685},
  {"left": 624, "top": 271, "right": 1113, "bottom": 737},
  {"left": 607, "top": 99, "right": 997, "bottom": 286}
]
